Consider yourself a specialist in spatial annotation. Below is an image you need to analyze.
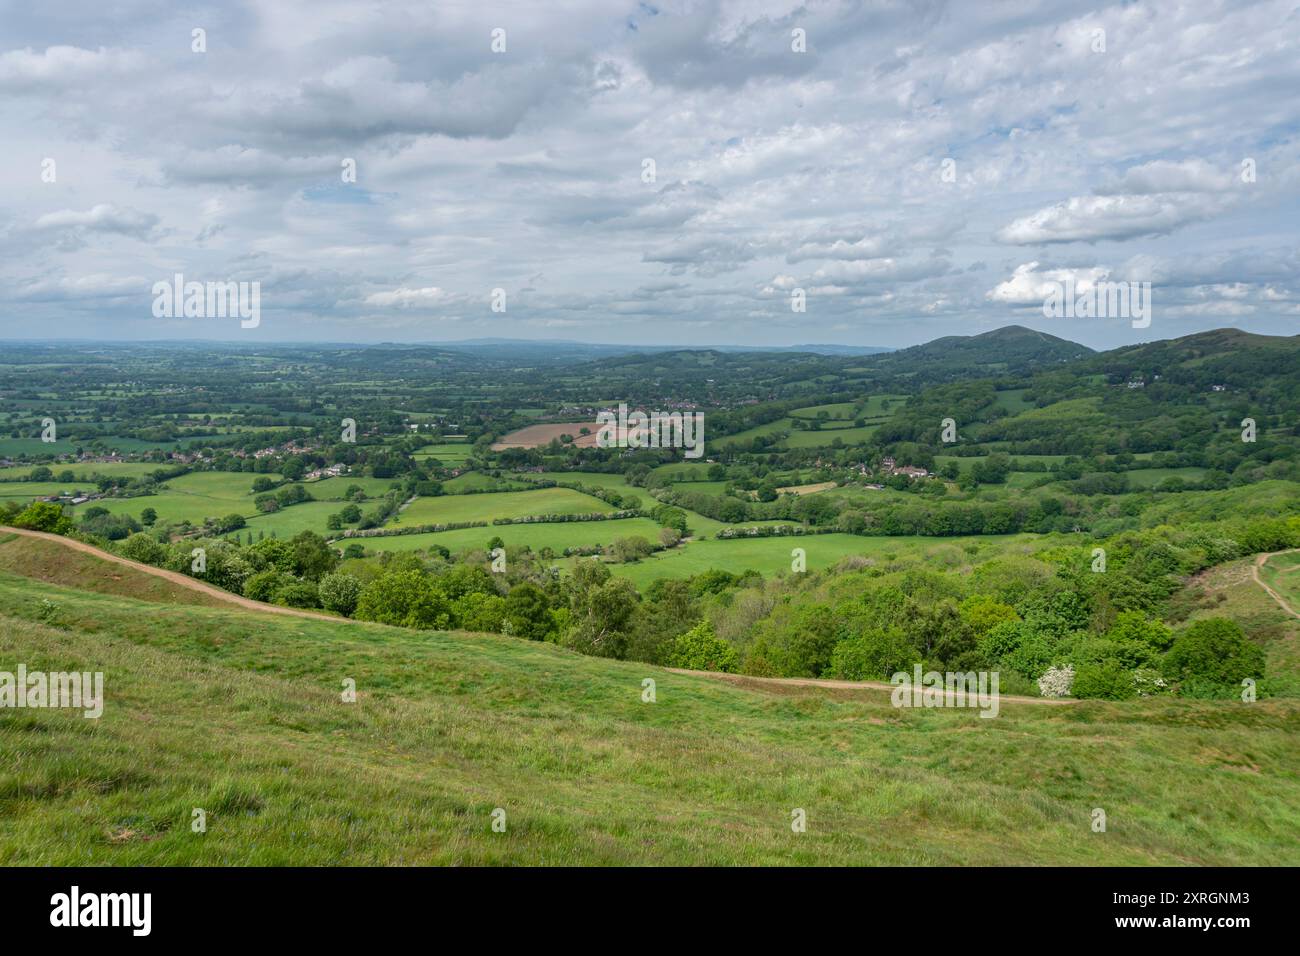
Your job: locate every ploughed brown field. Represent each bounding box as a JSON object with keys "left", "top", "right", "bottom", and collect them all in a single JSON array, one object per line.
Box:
[
  {"left": 491, "top": 421, "right": 644, "bottom": 450},
  {"left": 491, "top": 422, "right": 600, "bottom": 450}
]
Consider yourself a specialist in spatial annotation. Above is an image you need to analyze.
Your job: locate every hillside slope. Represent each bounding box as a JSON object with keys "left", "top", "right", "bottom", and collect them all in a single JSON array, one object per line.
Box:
[{"left": 1, "top": 537, "right": 1298, "bottom": 865}]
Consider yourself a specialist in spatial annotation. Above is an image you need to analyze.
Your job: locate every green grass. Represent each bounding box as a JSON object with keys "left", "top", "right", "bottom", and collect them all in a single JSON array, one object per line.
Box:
[
  {"left": 0, "top": 482, "right": 88, "bottom": 500},
  {"left": 528, "top": 472, "right": 761, "bottom": 538},
  {"left": 790, "top": 402, "right": 856, "bottom": 420},
  {"left": 607, "top": 533, "right": 929, "bottom": 586},
  {"left": 0, "top": 462, "right": 163, "bottom": 481},
  {"left": 1260, "top": 552, "right": 1300, "bottom": 616},
  {"left": 305, "top": 476, "right": 403, "bottom": 499},
  {"left": 650, "top": 463, "right": 717, "bottom": 482},
  {"left": 1, "top": 553, "right": 1297, "bottom": 865},
  {"left": 394, "top": 488, "right": 615, "bottom": 528},
  {"left": 713, "top": 419, "right": 793, "bottom": 448},
  {"left": 441, "top": 473, "right": 532, "bottom": 493},
  {"left": 0, "top": 438, "right": 77, "bottom": 456},
  {"left": 784, "top": 425, "right": 878, "bottom": 449},
  {"left": 72, "top": 492, "right": 236, "bottom": 527},
  {"left": 1124, "top": 467, "right": 1209, "bottom": 488},
  {"left": 991, "top": 388, "right": 1034, "bottom": 413},
  {"left": 245, "top": 502, "right": 348, "bottom": 539},
  {"left": 354, "top": 518, "right": 668, "bottom": 554},
  {"left": 414, "top": 443, "right": 473, "bottom": 464}
]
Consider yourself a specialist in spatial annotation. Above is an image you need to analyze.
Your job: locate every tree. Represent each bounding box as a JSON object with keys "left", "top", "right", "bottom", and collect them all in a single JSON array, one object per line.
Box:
[
  {"left": 318, "top": 572, "right": 362, "bottom": 617},
  {"left": 274, "top": 580, "right": 320, "bottom": 609},
  {"left": 454, "top": 592, "right": 507, "bottom": 632},
  {"left": 10, "top": 501, "right": 74, "bottom": 535},
  {"left": 1071, "top": 660, "right": 1137, "bottom": 700},
  {"left": 217, "top": 513, "right": 246, "bottom": 533},
  {"left": 503, "top": 583, "right": 552, "bottom": 641},
  {"left": 667, "top": 620, "right": 739, "bottom": 672},
  {"left": 610, "top": 536, "right": 654, "bottom": 563},
  {"left": 567, "top": 577, "right": 638, "bottom": 658},
  {"left": 291, "top": 531, "right": 337, "bottom": 581},
  {"left": 828, "top": 627, "right": 914, "bottom": 680},
  {"left": 140, "top": 507, "right": 158, "bottom": 526},
  {"left": 355, "top": 569, "right": 451, "bottom": 629},
  {"left": 243, "top": 569, "right": 291, "bottom": 603},
  {"left": 118, "top": 532, "right": 168, "bottom": 566},
  {"left": 1163, "top": 618, "right": 1265, "bottom": 687}
]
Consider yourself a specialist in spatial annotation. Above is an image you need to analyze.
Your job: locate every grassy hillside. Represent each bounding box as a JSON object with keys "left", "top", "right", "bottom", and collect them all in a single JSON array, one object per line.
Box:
[{"left": 1, "top": 539, "right": 1298, "bottom": 865}]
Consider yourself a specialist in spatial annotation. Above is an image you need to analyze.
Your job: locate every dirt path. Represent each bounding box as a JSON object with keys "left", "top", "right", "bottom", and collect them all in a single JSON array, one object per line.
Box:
[
  {"left": 668, "top": 668, "right": 1073, "bottom": 705},
  {"left": 3, "top": 525, "right": 1070, "bottom": 705},
  {"left": 1253, "top": 549, "right": 1300, "bottom": 620},
  {"left": 0, "top": 527, "right": 343, "bottom": 624}
]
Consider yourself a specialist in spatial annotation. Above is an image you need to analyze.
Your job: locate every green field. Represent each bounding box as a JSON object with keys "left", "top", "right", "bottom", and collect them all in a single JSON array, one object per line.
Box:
[
  {"left": 2, "top": 540, "right": 1296, "bottom": 865},
  {"left": 441, "top": 473, "right": 532, "bottom": 493},
  {"left": 528, "top": 472, "right": 760, "bottom": 538},
  {"left": 784, "top": 425, "right": 878, "bottom": 448},
  {"left": 347, "top": 517, "right": 667, "bottom": 554},
  {"left": 414, "top": 443, "right": 473, "bottom": 464},
  {"left": 1124, "top": 467, "right": 1209, "bottom": 488},
  {"left": 713, "top": 419, "right": 792, "bottom": 448},
  {"left": 605, "top": 532, "right": 1022, "bottom": 587},
  {"left": 0, "top": 482, "right": 89, "bottom": 500},
  {"left": 790, "top": 402, "right": 856, "bottom": 420},
  {"left": 648, "top": 463, "right": 718, "bottom": 482},
  {"left": 245, "top": 502, "right": 350, "bottom": 539},
  {"left": 0, "top": 462, "right": 164, "bottom": 481},
  {"left": 394, "top": 488, "right": 615, "bottom": 527}
]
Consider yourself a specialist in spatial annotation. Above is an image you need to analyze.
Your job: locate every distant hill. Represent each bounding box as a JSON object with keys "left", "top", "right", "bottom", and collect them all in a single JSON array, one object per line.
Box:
[{"left": 888, "top": 325, "right": 1092, "bottom": 366}]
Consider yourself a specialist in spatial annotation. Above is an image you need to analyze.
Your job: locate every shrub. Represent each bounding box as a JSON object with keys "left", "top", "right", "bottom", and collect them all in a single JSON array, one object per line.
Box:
[
  {"left": 827, "top": 627, "right": 913, "bottom": 681},
  {"left": 274, "top": 580, "right": 320, "bottom": 609},
  {"left": 666, "top": 621, "right": 739, "bottom": 673},
  {"left": 454, "top": 592, "right": 507, "bottom": 632},
  {"left": 1163, "top": 618, "right": 1265, "bottom": 687},
  {"left": 118, "top": 532, "right": 168, "bottom": 566},
  {"left": 610, "top": 535, "right": 655, "bottom": 563},
  {"left": 10, "top": 501, "right": 74, "bottom": 535},
  {"left": 502, "top": 582, "right": 553, "bottom": 641},
  {"left": 244, "top": 570, "right": 291, "bottom": 603},
  {"left": 1036, "top": 664, "right": 1074, "bottom": 698},
  {"left": 1071, "top": 660, "right": 1137, "bottom": 700},
  {"left": 355, "top": 569, "right": 451, "bottom": 629},
  {"left": 318, "top": 572, "right": 362, "bottom": 617}
]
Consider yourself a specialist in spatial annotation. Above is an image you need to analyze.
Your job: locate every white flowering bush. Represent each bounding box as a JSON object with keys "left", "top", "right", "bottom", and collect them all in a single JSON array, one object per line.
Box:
[
  {"left": 1131, "top": 668, "right": 1170, "bottom": 697},
  {"left": 1037, "top": 664, "right": 1075, "bottom": 698}
]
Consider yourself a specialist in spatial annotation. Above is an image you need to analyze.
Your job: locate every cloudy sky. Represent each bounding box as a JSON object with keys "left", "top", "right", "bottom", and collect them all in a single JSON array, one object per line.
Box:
[{"left": 1, "top": 0, "right": 1297, "bottom": 349}]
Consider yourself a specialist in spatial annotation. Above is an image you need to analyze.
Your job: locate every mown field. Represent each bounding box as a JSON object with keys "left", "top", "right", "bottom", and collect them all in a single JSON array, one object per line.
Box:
[
  {"left": 394, "top": 488, "right": 615, "bottom": 527},
  {"left": 604, "top": 532, "right": 1047, "bottom": 587},
  {"left": 1, "top": 543, "right": 1297, "bottom": 865},
  {"left": 354, "top": 517, "right": 668, "bottom": 554}
]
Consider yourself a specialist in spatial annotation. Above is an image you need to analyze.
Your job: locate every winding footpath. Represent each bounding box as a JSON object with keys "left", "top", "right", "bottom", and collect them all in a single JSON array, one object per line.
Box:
[
  {"left": 0, "top": 526, "right": 342, "bottom": 623},
  {"left": 1253, "top": 548, "right": 1300, "bottom": 620}
]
